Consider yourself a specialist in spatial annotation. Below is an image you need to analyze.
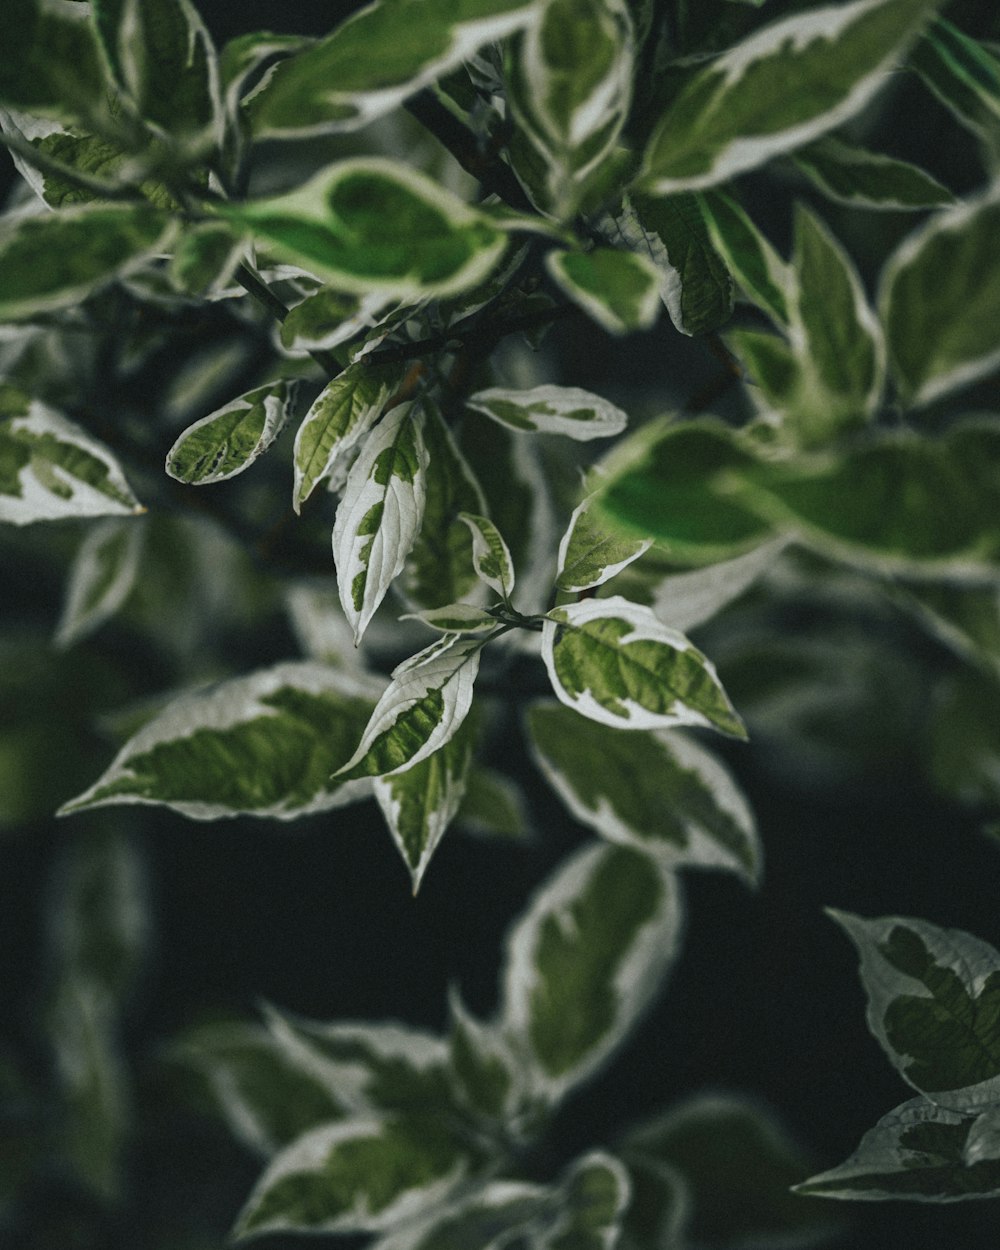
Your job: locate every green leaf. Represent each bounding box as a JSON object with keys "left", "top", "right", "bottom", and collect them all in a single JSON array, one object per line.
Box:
[
  {"left": 168, "top": 221, "right": 244, "bottom": 296},
  {"left": 0, "top": 391, "right": 143, "bottom": 524},
  {"left": 336, "top": 636, "right": 485, "bottom": 781},
  {"left": 542, "top": 596, "right": 747, "bottom": 737},
  {"left": 249, "top": 0, "right": 541, "bottom": 139},
  {"left": 233, "top": 1113, "right": 474, "bottom": 1238},
  {"left": 796, "top": 1096, "right": 1000, "bottom": 1201},
  {"left": 501, "top": 842, "right": 682, "bottom": 1101},
  {"left": 928, "top": 669, "right": 1000, "bottom": 811},
  {"left": 545, "top": 247, "right": 661, "bottom": 335},
  {"left": 280, "top": 286, "right": 391, "bottom": 355},
  {"left": 598, "top": 191, "right": 734, "bottom": 336},
  {"left": 166, "top": 380, "right": 297, "bottom": 486},
  {"left": 626, "top": 1094, "right": 833, "bottom": 1242},
  {"left": 619, "top": 1158, "right": 690, "bottom": 1250},
  {"left": 332, "top": 401, "right": 430, "bottom": 644},
  {"left": 292, "top": 364, "right": 401, "bottom": 513},
  {"left": 373, "top": 718, "right": 476, "bottom": 892},
  {"left": 640, "top": 0, "right": 942, "bottom": 193},
  {"left": 216, "top": 158, "right": 507, "bottom": 299},
  {"left": 61, "top": 662, "right": 380, "bottom": 820},
  {"left": 458, "top": 512, "right": 516, "bottom": 602},
  {"left": 880, "top": 180, "right": 1000, "bottom": 408},
  {"left": 910, "top": 17, "right": 1000, "bottom": 142},
  {"left": 555, "top": 490, "right": 650, "bottom": 593},
  {"left": 0, "top": 203, "right": 174, "bottom": 321},
  {"left": 368, "top": 1181, "right": 549, "bottom": 1250},
  {"left": 793, "top": 135, "right": 954, "bottom": 210},
  {"left": 697, "top": 188, "right": 791, "bottom": 325},
  {"left": 528, "top": 703, "right": 759, "bottom": 880},
  {"left": 219, "top": 30, "right": 314, "bottom": 115},
  {"left": 55, "top": 517, "right": 145, "bottom": 648},
  {"left": 831, "top": 910, "right": 1000, "bottom": 1109},
  {"left": 537, "top": 1152, "right": 631, "bottom": 1249},
  {"left": 403, "top": 604, "right": 500, "bottom": 635},
  {"left": 466, "top": 383, "right": 628, "bottom": 440},
  {"left": 455, "top": 766, "right": 528, "bottom": 840},
  {"left": 446, "top": 989, "right": 522, "bottom": 1126},
  {"left": 0, "top": 0, "right": 104, "bottom": 123}
]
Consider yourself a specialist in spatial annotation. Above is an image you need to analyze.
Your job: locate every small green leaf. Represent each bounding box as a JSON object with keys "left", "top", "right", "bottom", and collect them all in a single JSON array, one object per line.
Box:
[
  {"left": 280, "top": 286, "right": 390, "bottom": 355},
  {"left": 168, "top": 222, "right": 244, "bottom": 296},
  {"left": 61, "top": 662, "right": 380, "bottom": 820},
  {"left": 458, "top": 512, "right": 516, "bottom": 602},
  {"left": 910, "top": 17, "right": 1000, "bottom": 142},
  {"left": 55, "top": 517, "right": 145, "bottom": 648},
  {"left": 0, "top": 203, "right": 174, "bottom": 321},
  {"left": 447, "top": 988, "right": 521, "bottom": 1126},
  {"left": 880, "top": 180, "right": 1000, "bottom": 408},
  {"left": 640, "top": 0, "right": 942, "bottom": 193},
  {"left": 698, "top": 189, "right": 791, "bottom": 325},
  {"left": 537, "top": 1151, "right": 630, "bottom": 1249},
  {"left": 831, "top": 909, "right": 1000, "bottom": 1108},
  {"left": 542, "top": 596, "right": 747, "bottom": 737},
  {"left": 528, "top": 703, "right": 759, "bottom": 880},
  {"left": 216, "top": 159, "right": 507, "bottom": 298},
  {"left": 166, "top": 380, "right": 297, "bottom": 485},
  {"left": 555, "top": 491, "right": 650, "bottom": 593},
  {"left": 466, "top": 384, "right": 628, "bottom": 440},
  {"left": 546, "top": 247, "right": 661, "bottom": 335},
  {"left": 793, "top": 135, "right": 954, "bottom": 210}
]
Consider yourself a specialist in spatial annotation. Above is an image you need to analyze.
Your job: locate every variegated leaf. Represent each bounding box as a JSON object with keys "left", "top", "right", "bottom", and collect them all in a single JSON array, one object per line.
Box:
[
  {"left": 793, "top": 135, "right": 954, "bottom": 211},
  {"left": 698, "top": 188, "right": 791, "bottom": 325},
  {"left": 55, "top": 517, "right": 145, "bottom": 648},
  {"left": 466, "top": 384, "right": 628, "bottom": 441},
  {"left": 555, "top": 491, "right": 651, "bottom": 593},
  {"left": 166, "top": 380, "right": 297, "bottom": 485},
  {"left": 458, "top": 512, "right": 515, "bottom": 602},
  {"left": 545, "top": 247, "right": 661, "bottom": 335}
]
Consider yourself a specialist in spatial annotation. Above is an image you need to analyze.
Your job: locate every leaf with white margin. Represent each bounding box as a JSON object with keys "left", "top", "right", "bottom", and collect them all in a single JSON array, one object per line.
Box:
[
  {"left": 527, "top": 703, "right": 759, "bottom": 881},
  {"left": 166, "top": 380, "right": 297, "bottom": 485},
  {"left": 458, "top": 512, "right": 515, "bottom": 602},
  {"left": 880, "top": 180, "right": 1000, "bottom": 409},
  {"left": 536, "top": 1151, "right": 630, "bottom": 1250},
  {"left": 466, "top": 384, "right": 628, "bottom": 441},
  {"left": 555, "top": 491, "right": 650, "bottom": 593},
  {"left": 698, "top": 188, "right": 791, "bottom": 326},
  {"left": 367, "top": 1180, "right": 550, "bottom": 1250},
  {"left": 640, "top": 0, "right": 942, "bottom": 194},
  {"left": 541, "top": 596, "right": 747, "bottom": 738},
  {"left": 644, "top": 537, "right": 789, "bottom": 633},
  {"left": 61, "top": 662, "right": 380, "bottom": 820},
  {"left": 455, "top": 766, "right": 529, "bottom": 841},
  {"left": 280, "top": 287, "right": 392, "bottom": 355},
  {"left": 233, "top": 1113, "right": 476, "bottom": 1239},
  {"left": 249, "top": 0, "right": 541, "bottom": 139},
  {"left": 283, "top": 582, "right": 368, "bottom": 671},
  {"left": 402, "top": 603, "right": 499, "bottom": 635},
  {"left": 793, "top": 135, "right": 954, "bottom": 211},
  {"left": 910, "top": 18, "right": 1000, "bottom": 143},
  {"left": 0, "top": 391, "right": 143, "bottom": 525},
  {"left": 215, "top": 158, "right": 507, "bottom": 300},
  {"left": 545, "top": 247, "right": 661, "bottom": 335},
  {"left": 500, "top": 841, "right": 683, "bottom": 1102},
  {"left": 335, "top": 635, "right": 485, "bottom": 781},
  {"left": 333, "top": 401, "right": 429, "bottom": 645},
  {"left": 373, "top": 716, "right": 476, "bottom": 892},
  {"left": 619, "top": 1157, "right": 691, "bottom": 1250},
  {"left": 447, "top": 987, "right": 525, "bottom": 1127},
  {"left": 796, "top": 1096, "right": 1000, "bottom": 1201},
  {"left": 293, "top": 363, "right": 401, "bottom": 513},
  {"left": 55, "top": 517, "right": 145, "bottom": 649},
  {"left": 830, "top": 909, "right": 1000, "bottom": 1111}
]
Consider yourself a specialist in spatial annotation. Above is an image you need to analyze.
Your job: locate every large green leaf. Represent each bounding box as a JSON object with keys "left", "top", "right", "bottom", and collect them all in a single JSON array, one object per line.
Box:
[
  {"left": 641, "top": 0, "right": 942, "bottom": 193},
  {"left": 166, "top": 380, "right": 297, "bottom": 485},
  {"left": 793, "top": 135, "right": 954, "bottom": 211},
  {"left": 880, "top": 181, "right": 1000, "bottom": 408},
  {"left": 555, "top": 490, "right": 650, "bottom": 593},
  {"left": 61, "top": 662, "right": 380, "bottom": 820}
]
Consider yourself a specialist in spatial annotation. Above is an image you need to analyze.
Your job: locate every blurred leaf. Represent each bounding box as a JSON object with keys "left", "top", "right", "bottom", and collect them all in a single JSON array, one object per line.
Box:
[{"left": 545, "top": 247, "right": 661, "bottom": 335}]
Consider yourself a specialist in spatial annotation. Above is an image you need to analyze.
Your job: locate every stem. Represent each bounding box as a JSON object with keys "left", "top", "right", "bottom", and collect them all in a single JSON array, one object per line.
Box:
[{"left": 232, "top": 263, "right": 343, "bottom": 380}]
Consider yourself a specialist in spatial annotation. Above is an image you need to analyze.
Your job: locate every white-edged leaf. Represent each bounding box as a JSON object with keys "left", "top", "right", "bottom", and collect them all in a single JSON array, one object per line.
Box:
[
  {"left": 555, "top": 491, "right": 650, "bottom": 593},
  {"left": 60, "top": 662, "right": 381, "bottom": 820},
  {"left": 447, "top": 987, "right": 525, "bottom": 1127},
  {"left": 466, "top": 384, "right": 628, "bottom": 441},
  {"left": 166, "top": 380, "right": 297, "bottom": 485},
  {"left": 335, "top": 636, "right": 484, "bottom": 781},
  {"left": 283, "top": 581, "right": 368, "bottom": 670},
  {"left": 332, "top": 401, "right": 430, "bottom": 645},
  {"left": 233, "top": 1113, "right": 474, "bottom": 1239},
  {"left": 545, "top": 247, "right": 661, "bottom": 335},
  {"left": 402, "top": 604, "right": 499, "bottom": 635},
  {"left": 501, "top": 841, "right": 683, "bottom": 1102},
  {"left": 0, "top": 391, "right": 143, "bottom": 525},
  {"left": 879, "top": 179, "right": 1000, "bottom": 408},
  {"left": 537, "top": 1152, "right": 631, "bottom": 1250},
  {"left": 909, "top": 17, "right": 1000, "bottom": 143},
  {"left": 796, "top": 1096, "right": 1000, "bottom": 1201},
  {"left": 527, "top": 703, "right": 759, "bottom": 881},
  {"left": 698, "top": 188, "right": 792, "bottom": 326},
  {"left": 280, "top": 287, "right": 392, "bottom": 354},
  {"left": 458, "top": 512, "right": 515, "bottom": 602},
  {"left": 293, "top": 363, "right": 401, "bottom": 513},
  {"left": 640, "top": 0, "right": 942, "bottom": 193},
  {"left": 368, "top": 1180, "right": 550, "bottom": 1250},
  {"left": 830, "top": 909, "right": 1000, "bottom": 1111},
  {"left": 793, "top": 135, "right": 954, "bottom": 211},
  {"left": 541, "top": 596, "right": 746, "bottom": 737},
  {"left": 647, "top": 537, "right": 789, "bottom": 632},
  {"left": 373, "top": 719, "right": 476, "bottom": 892},
  {"left": 55, "top": 517, "right": 145, "bottom": 648}
]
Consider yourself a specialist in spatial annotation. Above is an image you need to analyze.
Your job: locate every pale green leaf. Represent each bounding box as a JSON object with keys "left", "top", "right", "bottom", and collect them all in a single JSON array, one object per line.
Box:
[
  {"left": 830, "top": 909, "right": 1000, "bottom": 1111},
  {"left": 698, "top": 188, "right": 791, "bottom": 325},
  {"left": 55, "top": 517, "right": 145, "bottom": 648},
  {"left": 61, "top": 662, "right": 380, "bottom": 820},
  {"left": 910, "top": 18, "right": 1000, "bottom": 142},
  {"left": 501, "top": 842, "right": 682, "bottom": 1102},
  {"left": 528, "top": 703, "right": 759, "bottom": 880},
  {"left": 880, "top": 180, "right": 1000, "bottom": 408},
  {"left": 402, "top": 604, "right": 499, "bottom": 634},
  {"left": 292, "top": 364, "right": 401, "bottom": 513},
  {"left": 166, "top": 380, "right": 297, "bottom": 485},
  {"left": 283, "top": 582, "right": 369, "bottom": 670},
  {"left": 639, "top": 537, "right": 789, "bottom": 632},
  {"left": 796, "top": 1096, "right": 1000, "bottom": 1201},
  {"left": 793, "top": 135, "right": 955, "bottom": 210},
  {"left": 0, "top": 391, "right": 143, "bottom": 525},
  {"left": 542, "top": 596, "right": 747, "bottom": 737},
  {"left": 458, "top": 512, "right": 516, "bottom": 602},
  {"left": 168, "top": 222, "right": 245, "bottom": 296},
  {"left": 332, "top": 401, "right": 430, "bottom": 644},
  {"left": 641, "top": 0, "right": 942, "bottom": 193},
  {"left": 466, "top": 383, "right": 628, "bottom": 440},
  {"left": 545, "top": 247, "right": 661, "bottom": 335},
  {"left": 555, "top": 491, "right": 650, "bottom": 593}
]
